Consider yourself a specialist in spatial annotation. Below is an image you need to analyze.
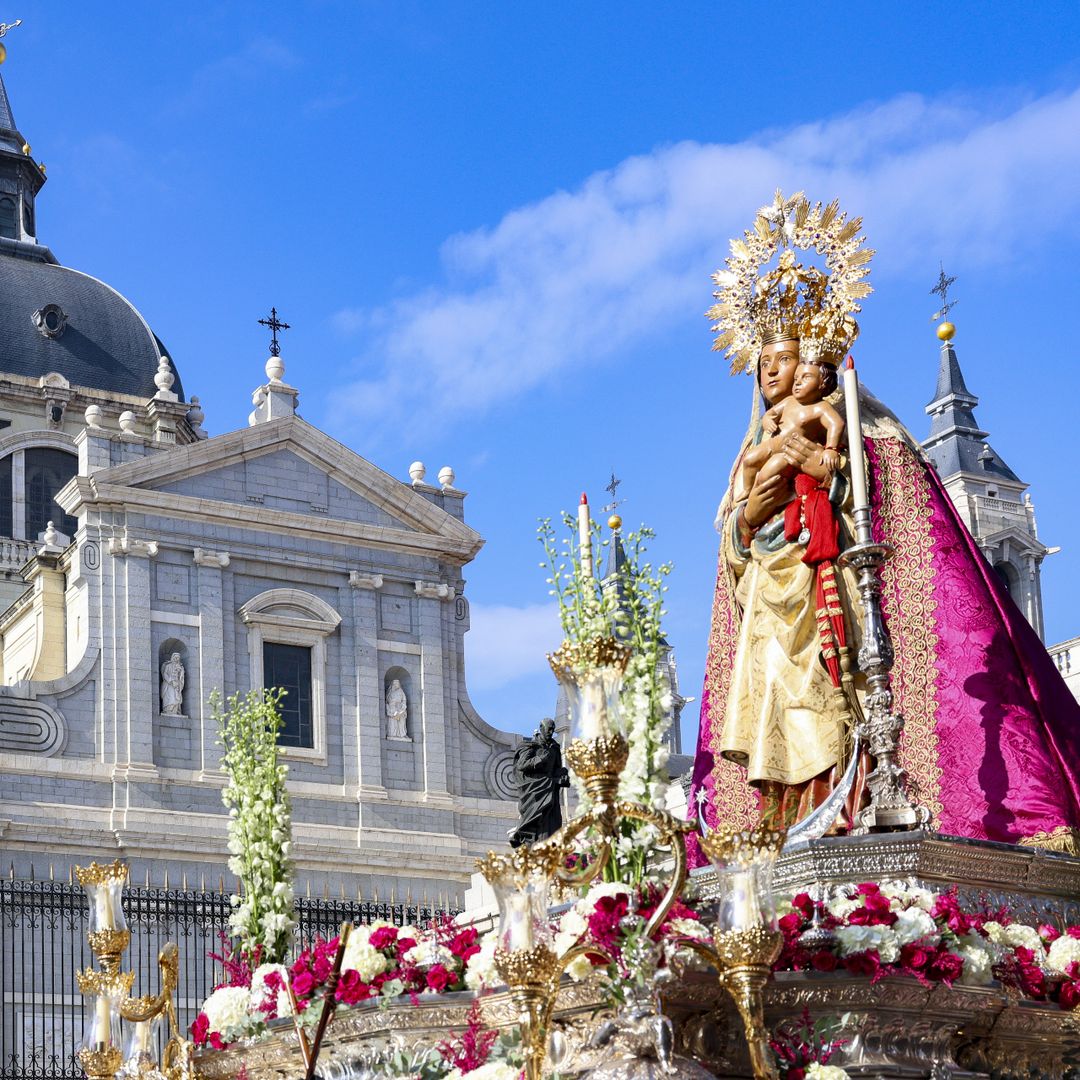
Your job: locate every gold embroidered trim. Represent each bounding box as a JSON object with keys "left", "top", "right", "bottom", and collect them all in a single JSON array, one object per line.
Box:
[
  {"left": 874, "top": 437, "right": 944, "bottom": 824},
  {"left": 1019, "top": 825, "right": 1080, "bottom": 857}
]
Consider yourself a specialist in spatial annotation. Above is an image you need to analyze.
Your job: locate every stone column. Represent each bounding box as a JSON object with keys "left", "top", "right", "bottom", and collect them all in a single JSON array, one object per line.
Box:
[
  {"left": 108, "top": 536, "right": 159, "bottom": 774},
  {"left": 349, "top": 572, "right": 387, "bottom": 800},
  {"left": 195, "top": 549, "right": 229, "bottom": 777},
  {"left": 11, "top": 450, "right": 25, "bottom": 539}
]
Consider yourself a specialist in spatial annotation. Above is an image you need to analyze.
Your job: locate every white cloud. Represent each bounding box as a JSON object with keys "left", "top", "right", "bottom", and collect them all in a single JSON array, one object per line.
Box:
[
  {"left": 329, "top": 87, "right": 1080, "bottom": 441},
  {"left": 465, "top": 602, "right": 561, "bottom": 692}
]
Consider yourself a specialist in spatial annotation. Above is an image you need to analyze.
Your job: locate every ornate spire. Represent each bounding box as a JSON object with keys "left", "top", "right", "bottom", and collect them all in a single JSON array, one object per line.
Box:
[{"left": 0, "top": 33, "right": 48, "bottom": 255}]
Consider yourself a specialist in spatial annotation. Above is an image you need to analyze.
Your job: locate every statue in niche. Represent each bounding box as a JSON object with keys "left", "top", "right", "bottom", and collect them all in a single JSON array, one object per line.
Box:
[
  {"left": 509, "top": 718, "right": 569, "bottom": 848},
  {"left": 160, "top": 653, "right": 185, "bottom": 716},
  {"left": 386, "top": 678, "right": 409, "bottom": 740}
]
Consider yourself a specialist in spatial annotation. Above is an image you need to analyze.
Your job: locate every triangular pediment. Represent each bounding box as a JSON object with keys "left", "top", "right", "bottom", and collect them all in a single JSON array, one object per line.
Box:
[{"left": 76, "top": 416, "right": 481, "bottom": 554}]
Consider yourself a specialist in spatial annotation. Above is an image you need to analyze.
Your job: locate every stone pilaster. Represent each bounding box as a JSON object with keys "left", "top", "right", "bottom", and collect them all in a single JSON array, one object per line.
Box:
[
  {"left": 350, "top": 572, "right": 387, "bottom": 802},
  {"left": 194, "top": 549, "right": 229, "bottom": 777}
]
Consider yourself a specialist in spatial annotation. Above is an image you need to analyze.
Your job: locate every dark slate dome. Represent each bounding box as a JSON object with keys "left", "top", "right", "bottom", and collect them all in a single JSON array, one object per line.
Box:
[{"left": 0, "top": 252, "right": 184, "bottom": 400}]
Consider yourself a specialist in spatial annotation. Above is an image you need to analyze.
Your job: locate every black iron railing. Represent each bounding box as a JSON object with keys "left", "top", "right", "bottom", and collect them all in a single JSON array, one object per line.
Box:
[{"left": 1, "top": 879, "right": 452, "bottom": 1080}]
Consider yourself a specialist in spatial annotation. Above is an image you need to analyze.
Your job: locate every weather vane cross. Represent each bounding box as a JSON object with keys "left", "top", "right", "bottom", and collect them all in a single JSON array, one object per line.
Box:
[
  {"left": 930, "top": 263, "right": 958, "bottom": 323},
  {"left": 601, "top": 471, "right": 625, "bottom": 515},
  {"left": 258, "top": 307, "right": 291, "bottom": 357}
]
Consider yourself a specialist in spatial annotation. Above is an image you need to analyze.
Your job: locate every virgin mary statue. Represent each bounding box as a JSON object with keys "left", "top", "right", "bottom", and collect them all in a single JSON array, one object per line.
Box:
[{"left": 689, "top": 192, "right": 1080, "bottom": 854}]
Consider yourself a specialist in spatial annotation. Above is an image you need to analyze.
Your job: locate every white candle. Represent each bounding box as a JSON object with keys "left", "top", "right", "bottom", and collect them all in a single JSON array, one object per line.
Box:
[
  {"left": 506, "top": 894, "right": 534, "bottom": 951},
  {"left": 132, "top": 1020, "right": 152, "bottom": 1056},
  {"left": 95, "top": 994, "right": 111, "bottom": 1049},
  {"left": 94, "top": 887, "right": 114, "bottom": 931},
  {"left": 577, "top": 492, "right": 593, "bottom": 580},
  {"left": 843, "top": 357, "right": 870, "bottom": 514}
]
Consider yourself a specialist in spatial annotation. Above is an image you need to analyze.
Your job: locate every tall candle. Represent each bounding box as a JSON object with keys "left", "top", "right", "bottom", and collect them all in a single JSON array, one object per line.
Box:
[
  {"left": 132, "top": 1020, "right": 152, "bottom": 1056},
  {"left": 95, "top": 994, "right": 111, "bottom": 1049},
  {"left": 506, "top": 893, "right": 534, "bottom": 951},
  {"left": 94, "top": 887, "right": 114, "bottom": 931},
  {"left": 843, "top": 357, "right": 870, "bottom": 521},
  {"left": 577, "top": 493, "right": 593, "bottom": 579}
]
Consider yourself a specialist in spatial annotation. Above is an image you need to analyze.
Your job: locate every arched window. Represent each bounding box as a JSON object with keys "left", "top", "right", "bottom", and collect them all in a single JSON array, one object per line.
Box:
[
  {"left": 24, "top": 448, "right": 77, "bottom": 541},
  {"left": 994, "top": 562, "right": 1019, "bottom": 599},
  {"left": 0, "top": 197, "right": 15, "bottom": 240}
]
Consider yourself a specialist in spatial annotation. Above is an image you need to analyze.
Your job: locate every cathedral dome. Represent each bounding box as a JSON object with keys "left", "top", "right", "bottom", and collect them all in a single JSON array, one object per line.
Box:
[{"left": 0, "top": 251, "right": 184, "bottom": 400}]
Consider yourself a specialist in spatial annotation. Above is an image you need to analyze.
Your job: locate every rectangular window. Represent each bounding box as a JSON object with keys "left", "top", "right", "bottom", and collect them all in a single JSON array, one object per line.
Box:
[
  {"left": 262, "top": 641, "right": 313, "bottom": 748},
  {"left": 0, "top": 455, "right": 10, "bottom": 538}
]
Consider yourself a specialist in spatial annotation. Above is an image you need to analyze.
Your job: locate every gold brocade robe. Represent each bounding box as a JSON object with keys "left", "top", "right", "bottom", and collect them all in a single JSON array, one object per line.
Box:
[{"left": 718, "top": 457, "right": 861, "bottom": 788}]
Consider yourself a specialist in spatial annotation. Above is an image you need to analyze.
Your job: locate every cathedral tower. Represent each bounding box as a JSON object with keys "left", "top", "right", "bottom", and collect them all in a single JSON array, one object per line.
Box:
[{"left": 922, "top": 320, "right": 1051, "bottom": 639}]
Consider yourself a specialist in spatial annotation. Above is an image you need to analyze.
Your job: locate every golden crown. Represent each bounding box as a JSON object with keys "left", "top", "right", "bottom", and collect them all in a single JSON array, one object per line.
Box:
[{"left": 708, "top": 191, "right": 874, "bottom": 374}]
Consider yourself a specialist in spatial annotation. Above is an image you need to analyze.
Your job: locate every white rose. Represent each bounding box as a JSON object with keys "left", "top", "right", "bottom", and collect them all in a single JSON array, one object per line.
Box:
[
  {"left": 892, "top": 907, "right": 938, "bottom": 946},
  {"left": 806, "top": 1065, "right": 849, "bottom": 1080},
  {"left": 834, "top": 924, "right": 877, "bottom": 956},
  {"left": 342, "top": 939, "right": 390, "bottom": 982},
  {"left": 957, "top": 938, "right": 994, "bottom": 987},
  {"left": 1047, "top": 934, "right": 1080, "bottom": 974},
  {"left": 201, "top": 986, "right": 252, "bottom": 1037}
]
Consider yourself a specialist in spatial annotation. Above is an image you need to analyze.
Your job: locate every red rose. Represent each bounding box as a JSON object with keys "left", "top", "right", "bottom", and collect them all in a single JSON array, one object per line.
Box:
[
  {"left": 929, "top": 950, "right": 964, "bottom": 984},
  {"left": 778, "top": 912, "right": 803, "bottom": 934},
  {"left": 843, "top": 951, "right": 881, "bottom": 979},
  {"left": 208, "top": 1032, "right": 225, "bottom": 1051},
  {"left": 450, "top": 927, "right": 481, "bottom": 962},
  {"left": 397, "top": 937, "right": 418, "bottom": 956},
  {"left": 791, "top": 893, "right": 815, "bottom": 917},
  {"left": 1067, "top": 925, "right": 1080, "bottom": 940},
  {"left": 855, "top": 883, "right": 881, "bottom": 896},
  {"left": 190, "top": 1012, "right": 210, "bottom": 1047},
  {"left": 1059, "top": 979, "right": 1080, "bottom": 1010},
  {"left": 900, "top": 943, "right": 931, "bottom": 970},
  {"left": 788, "top": 1069, "right": 806, "bottom": 1080},
  {"left": 369, "top": 926, "right": 399, "bottom": 950},
  {"left": 291, "top": 969, "right": 316, "bottom": 998},
  {"left": 426, "top": 964, "right": 455, "bottom": 993},
  {"left": 1038, "top": 924, "right": 1062, "bottom": 944},
  {"left": 811, "top": 950, "right": 838, "bottom": 972},
  {"left": 336, "top": 970, "right": 372, "bottom": 1005},
  {"left": 1015, "top": 946, "right": 1035, "bottom": 965},
  {"left": 312, "top": 955, "right": 332, "bottom": 983}
]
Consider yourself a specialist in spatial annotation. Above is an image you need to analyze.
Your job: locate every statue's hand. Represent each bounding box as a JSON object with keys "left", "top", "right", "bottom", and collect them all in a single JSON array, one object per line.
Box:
[
  {"left": 743, "top": 473, "right": 791, "bottom": 531},
  {"left": 780, "top": 431, "right": 831, "bottom": 483}
]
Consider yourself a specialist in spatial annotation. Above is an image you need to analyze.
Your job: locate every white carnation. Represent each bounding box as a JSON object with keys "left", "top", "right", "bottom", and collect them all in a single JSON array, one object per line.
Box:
[
  {"left": 982, "top": 921, "right": 1008, "bottom": 945},
  {"left": 342, "top": 939, "right": 389, "bottom": 981},
  {"left": 1003, "top": 923, "right": 1045, "bottom": 955},
  {"left": 566, "top": 953, "right": 593, "bottom": 981},
  {"left": 892, "top": 907, "right": 938, "bottom": 946},
  {"left": 879, "top": 881, "right": 936, "bottom": 912},
  {"left": 834, "top": 924, "right": 898, "bottom": 963},
  {"left": 826, "top": 896, "right": 861, "bottom": 919},
  {"left": 465, "top": 936, "right": 499, "bottom": 991},
  {"left": 1046, "top": 934, "right": 1080, "bottom": 974},
  {"left": 249, "top": 964, "right": 287, "bottom": 1011},
  {"left": 806, "top": 1065, "right": 849, "bottom": 1080},
  {"left": 957, "top": 934, "right": 994, "bottom": 986},
  {"left": 201, "top": 986, "right": 252, "bottom": 1037}
]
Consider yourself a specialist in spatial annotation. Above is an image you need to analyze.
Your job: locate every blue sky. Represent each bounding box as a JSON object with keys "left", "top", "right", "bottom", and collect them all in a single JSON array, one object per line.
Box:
[{"left": 6, "top": 2, "right": 1080, "bottom": 745}]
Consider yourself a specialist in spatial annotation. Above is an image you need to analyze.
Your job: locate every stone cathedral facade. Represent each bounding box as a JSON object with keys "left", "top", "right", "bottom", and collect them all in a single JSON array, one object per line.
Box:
[{"left": 0, "top": 65, "right": 520, "bottom": 904}]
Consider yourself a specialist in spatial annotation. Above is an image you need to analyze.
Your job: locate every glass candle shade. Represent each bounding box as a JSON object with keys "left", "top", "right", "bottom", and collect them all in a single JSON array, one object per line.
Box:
[
  {"left": 122, "top": 1015, "right": 160, "bottom": 1066},
  {"left": 548, "top": 637, "right": 630, "bottom": 742},
  {"left": 478, "top": 847, "right": 561, "bottom": 953},
  {"left": 700, "top": 827, "right": 786, "bottom": 933},
  {"left": 80, "top": 990, "right": 119, "bottom": 1053},
  {"left": 76, "top": 862, "right": 128, "bottom": 935}
]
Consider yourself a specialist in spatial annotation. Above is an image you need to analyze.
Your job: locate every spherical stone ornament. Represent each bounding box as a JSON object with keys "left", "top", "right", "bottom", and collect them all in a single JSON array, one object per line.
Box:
[
  {"left": 84, "top": 404, "right": 103, "bottom": 429},
  {"left": 438, "top": 465, "right": 455, "bottom": 488},
  {"left": 936, "top": 321, "right": 956, "bottom": 341},
  {"left": 118, "top": 410, "right": 137, "bottom": 435},
  {"left": 154, "top": 356, "right": 175, "bottom": 393},
  {"left": 265, "top": 355, "right": 285, "bottom": 383},
  {"left": 186, "top": 396, "right": 205, "bottom": 428},
  {"left": 408, "top": 461, "right": 426, "bottom": 484}
]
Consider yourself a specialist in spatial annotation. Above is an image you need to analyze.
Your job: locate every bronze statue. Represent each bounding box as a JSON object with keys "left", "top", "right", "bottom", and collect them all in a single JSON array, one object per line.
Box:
[{"left": 509, "top": 718, "right": 569, "bottom": 848}]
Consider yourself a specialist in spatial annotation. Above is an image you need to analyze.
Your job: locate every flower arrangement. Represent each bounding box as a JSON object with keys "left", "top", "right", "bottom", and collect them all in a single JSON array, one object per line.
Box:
[
  {"left": 216, "top": 688, "right": 295, "bottom": 965},
  {"left": 769, "top": 1008, "right": 848, "bottom": 1080},
  {"left": 775, "top": 879, "right": 1080, "bottom": 1008},
  {"left": 537, "top": 513, "right": 674, "bottom": 884}
]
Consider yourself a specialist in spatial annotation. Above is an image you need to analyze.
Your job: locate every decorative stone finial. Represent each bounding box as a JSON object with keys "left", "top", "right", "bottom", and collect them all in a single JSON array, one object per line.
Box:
[
  {"left": 187, "top": 396, "right": 206, "bottom": 438},
  {"left": 265, "top": 355, "right": 285, "bottom": 383},
  {"left": 118, "top": 410, "right": 137, "bottom": 436},
  {"left": 409, "top": 461, "right": 426, "bottom": 485},
  {"left": 84, "top": 404, "right": 103, "bottom": 429},
  {"left": 154, "top": 356, "right": 175, "bottom": 394},
  {"left": 437, "top": 466, "right": 455, "bottom": 489},
  {"left": 43, "top": 521, "right": 58, "bottom": 548}
]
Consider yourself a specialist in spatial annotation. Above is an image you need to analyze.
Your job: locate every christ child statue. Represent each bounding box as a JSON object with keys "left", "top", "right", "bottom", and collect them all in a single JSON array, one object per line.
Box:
[{"left": 741, "top": 359, "right": 845, "bottom": 493}]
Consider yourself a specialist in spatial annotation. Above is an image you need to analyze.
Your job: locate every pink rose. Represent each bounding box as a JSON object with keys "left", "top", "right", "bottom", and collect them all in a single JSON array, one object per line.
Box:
[
  {"left": 190, "top": 1012, "right": 210, "bottom": 1047},
  {"left": 291, "top": 969, "right": 316, "bottom": 998},
  {"left": 426, "top": 964, "right": 455, "bottom": 993},
  {"left": 369, "top": 926, "right": 398, "bottom": 950}
]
